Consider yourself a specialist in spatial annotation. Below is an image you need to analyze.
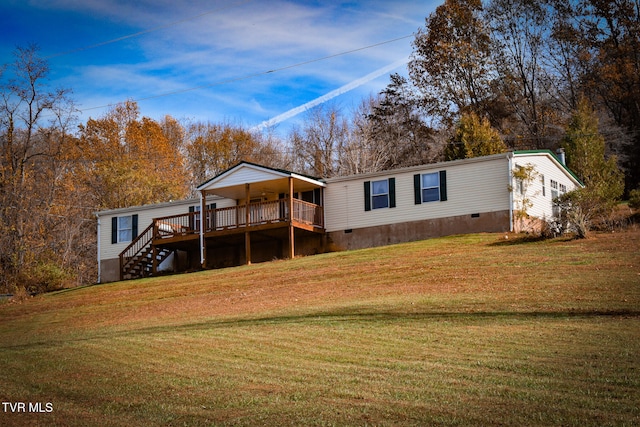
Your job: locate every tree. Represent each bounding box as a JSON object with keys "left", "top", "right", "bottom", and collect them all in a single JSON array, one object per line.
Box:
[
  {"left": 77, "top": 101, "right": 189, "bottom": 210},
  {"left": 488, "top": 0, "right": 566, "bottom": 149},
  {"left": 337, "top": 96, "right": 395, "bottom": 175},
  {"left": 574, "top": 0, "right": 640, "bottom": 193},
  {"left": 0, "top": 45, "right": 79, "bottom": 292},
  {"left": 184, "top": 121, "right": 264, "bottom": 188},
  {"left": 366, "top": 74, "right": 435, "bottom": 169},
  {"left": 288, "top": 104, "right": 349, "bottom": 178},
  {"left": 409, "top": 0, "right": 494, "bottom": 126},
  {"left": 561, "top": 98, "right": 624, "bottom": 197},
  {"left": 511, "top": 163, "right": 539, "bottom": 232},
  {"left": 444, "top": 112, "right": 507, "bottom": 160},
  {"left": 557, "top": 98, "right": 624, "bottom": 236}
]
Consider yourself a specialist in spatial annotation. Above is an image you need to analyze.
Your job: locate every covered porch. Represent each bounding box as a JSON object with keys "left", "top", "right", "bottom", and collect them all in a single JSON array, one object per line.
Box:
[{"left": 154, "top": 162, "right": 326, "bottom": 268}]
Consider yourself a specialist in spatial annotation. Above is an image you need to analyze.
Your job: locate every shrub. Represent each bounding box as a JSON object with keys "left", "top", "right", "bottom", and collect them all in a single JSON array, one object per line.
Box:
[
  {"left": 553, "top": 190, "right": 596, "bottom": 239},
  {"left": 21, "top": 261, "right": 71, "bottom": 295},
  {"left": 629, "top": 188, "right": 640, "bottom": 210}
]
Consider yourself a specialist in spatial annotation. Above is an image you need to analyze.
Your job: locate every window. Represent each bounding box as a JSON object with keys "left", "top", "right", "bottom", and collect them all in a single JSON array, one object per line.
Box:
[
  {"left": 421, "top": 172, "right": 440, "bottom": 202},
  {"left": 192, "top": 205, "right": 202, "bottom": 231},
  {"left": 414, "top": 170, "right": 447, "bottom": 204},
  {"left": 550, "top": 180, "right": 562, "bottom": 199},
  {"left": 540, "top": 174, "right": 546, "bottom": 197},
  {"left": 111, "top": 214, "right": 138, "bottom": 244},
  {"left": 372, "top": 179, "right": 389, "bottom": 209},
  {"left": 550, "top": 180, "right": 560, "bottom": 217},
  {"left": 118, "top": 216, "right": 132, "bottom": 242},
  {"left": 190, "top": 204, "right": 217, "bottom": 231},
  {"left": 364, "top": 178, "right": 395, "bottom": 211}
]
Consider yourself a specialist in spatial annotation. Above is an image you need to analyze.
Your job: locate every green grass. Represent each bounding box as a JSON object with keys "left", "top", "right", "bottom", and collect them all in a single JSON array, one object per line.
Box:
[{"left": 0, "top": 231, "right": 639, "bottom": 426}]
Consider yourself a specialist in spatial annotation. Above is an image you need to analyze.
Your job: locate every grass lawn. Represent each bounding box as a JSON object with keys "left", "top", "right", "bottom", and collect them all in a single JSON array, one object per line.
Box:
[{"left": 0, "top": 230, "right": 639, "bottom": 426}]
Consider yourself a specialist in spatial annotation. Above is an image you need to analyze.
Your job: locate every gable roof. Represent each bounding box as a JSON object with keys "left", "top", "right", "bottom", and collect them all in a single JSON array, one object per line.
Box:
[{"left": 196, "top": 161, "right": 325, "bottom": 198}]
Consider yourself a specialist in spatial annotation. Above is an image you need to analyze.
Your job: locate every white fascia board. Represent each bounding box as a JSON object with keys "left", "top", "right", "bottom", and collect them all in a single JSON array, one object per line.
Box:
[
  {"left": 95, "top": 197, "right": 202, "bottom": 217},
  {"left": 291, "top": 173, "right": 326, "bottom": 187}
]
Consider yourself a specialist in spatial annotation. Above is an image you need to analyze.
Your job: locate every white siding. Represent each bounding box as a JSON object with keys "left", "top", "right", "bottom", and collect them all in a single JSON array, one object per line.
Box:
[
  {"left": 98, "top": 197, "right": 235, "bottom": 261},
  {"left": 324, "top": 155, "right": 511, "bottom": 232},
  {"left": 511, "top": 152, "right": 582, "bottom": 221}
]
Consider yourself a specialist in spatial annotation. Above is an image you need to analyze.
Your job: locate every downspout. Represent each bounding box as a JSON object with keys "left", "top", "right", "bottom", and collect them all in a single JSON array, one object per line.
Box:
[
  {"left": 96, "top": 213, "right": 101, "bottom": 284},
  {"left": 507, "top": 151, "right": 514, "bottom": 232},
  {"left": 200, "top": 190, "right": 205, "bottom": 268}
]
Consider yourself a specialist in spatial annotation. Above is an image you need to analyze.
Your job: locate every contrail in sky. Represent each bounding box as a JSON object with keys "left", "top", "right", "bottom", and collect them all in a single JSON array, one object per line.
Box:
[{"left": 252, "top": 57, "right": 408, "bottom": 132}]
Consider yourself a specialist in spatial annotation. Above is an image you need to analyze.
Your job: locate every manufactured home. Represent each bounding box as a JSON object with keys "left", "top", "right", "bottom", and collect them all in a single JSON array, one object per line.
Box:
[{"left": 96, "top": 150, "right": 582, "bottom": 283}]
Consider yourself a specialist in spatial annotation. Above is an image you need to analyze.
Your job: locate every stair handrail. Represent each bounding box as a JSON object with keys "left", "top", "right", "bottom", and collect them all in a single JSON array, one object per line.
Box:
[{"left": 119, "top": 223, "right": 155, "bottom": 281}]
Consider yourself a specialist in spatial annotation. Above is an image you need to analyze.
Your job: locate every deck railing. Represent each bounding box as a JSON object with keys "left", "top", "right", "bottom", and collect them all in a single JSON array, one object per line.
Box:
[
  {"left": 152, "top": 199, "right": 323, "bottom": 240},
  {"left": 293, "top": 199, "right": 324, "bottom": 226},
  {"left": 119, "top": 223, "right": 155, "bottom": 280}
]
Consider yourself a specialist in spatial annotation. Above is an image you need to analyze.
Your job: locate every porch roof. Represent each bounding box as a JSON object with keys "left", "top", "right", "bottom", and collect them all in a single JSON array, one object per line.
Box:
[{"left": 196, "top": 161, "right": 326, "bottom": 200}]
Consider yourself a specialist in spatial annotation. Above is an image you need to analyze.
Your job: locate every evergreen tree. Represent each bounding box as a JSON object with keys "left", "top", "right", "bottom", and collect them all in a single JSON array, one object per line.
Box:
[
  {"left": 444, "top": 112, "right": 507, "bottom": 160},
  {"left": 561, "top": 98, "right": 624, "bottom": 209}
]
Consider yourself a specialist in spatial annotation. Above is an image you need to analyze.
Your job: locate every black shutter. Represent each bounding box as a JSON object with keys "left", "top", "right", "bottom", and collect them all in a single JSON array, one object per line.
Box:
[
  {"left": 111, "top": 217, "right": 118, "bottom": 244},
  {"left": 413, "top": 174, "right": 421, "bottom": 204},
  {"left": 189, "top": 206, "right": 195, "bottom": 230},
  {"left": 364, "top": 181, "right": 371, "bottom": 211},
  {"left": 132, "top": 214, "right": 138, "bottom": 238},
  {"left": 389, "top": 178, "right": 396, "bottom": 208},
  {"left": 439, "top": 170, "right": 447, "bottom": 201}
]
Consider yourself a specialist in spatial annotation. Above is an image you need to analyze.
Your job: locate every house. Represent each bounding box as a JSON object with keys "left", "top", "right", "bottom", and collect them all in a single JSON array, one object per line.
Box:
[{"left": 96, "top": 150, "right": 582, "bottom": 283}]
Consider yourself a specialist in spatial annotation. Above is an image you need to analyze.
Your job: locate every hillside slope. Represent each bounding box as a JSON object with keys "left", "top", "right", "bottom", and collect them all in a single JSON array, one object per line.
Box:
[{"left": 0, "top": 231, "right": 639, "bottom": 426}]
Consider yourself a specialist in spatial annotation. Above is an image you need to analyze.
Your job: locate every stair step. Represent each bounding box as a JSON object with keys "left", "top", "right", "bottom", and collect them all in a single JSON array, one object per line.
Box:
[{"left": 122, "top": 244, "right": 174, "bottom": 280}]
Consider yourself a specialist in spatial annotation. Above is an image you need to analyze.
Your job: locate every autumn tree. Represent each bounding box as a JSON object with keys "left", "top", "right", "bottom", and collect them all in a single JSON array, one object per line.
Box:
[
  {"left": 572, "top": 0, "right": 640, "bottom": 193},
  {"left": 184, "top": 121, "right": 269, "bottom": 188},
  {"left": 444, "top": 112, "right": 507, "bottom": 160},
  {"left": 77, "top": 101, "right": 189, "bottom": 210},
  {"left": 0, "top": 45, "right": 80, "bottom": 293},
  {"left": 409, "top": 0, "right": 494, "bottom": 126}
]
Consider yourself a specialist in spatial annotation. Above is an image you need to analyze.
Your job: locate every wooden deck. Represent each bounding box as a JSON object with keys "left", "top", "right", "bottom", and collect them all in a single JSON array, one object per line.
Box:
[
  {"left": 151, "top": 199, "right": 324, "bottom": 245},
  {"left": 119, "top": 199, "right": 324, "bottom": 280}
]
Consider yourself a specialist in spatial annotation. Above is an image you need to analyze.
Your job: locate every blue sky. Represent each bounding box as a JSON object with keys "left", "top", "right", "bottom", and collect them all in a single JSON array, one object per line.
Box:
[{"left": 1, "top": 0, "right": 436, "bottom": 136}]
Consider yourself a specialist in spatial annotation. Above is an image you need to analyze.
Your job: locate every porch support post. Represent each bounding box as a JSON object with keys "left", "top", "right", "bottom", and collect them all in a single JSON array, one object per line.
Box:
[
  {"left": 288, "top": 176, "right": 295, "bottom": 259},
  {"left": 200, "top": 190, "right": 207, "bottom": 269},
  {"left": 245, "top": 183, "right": 251, "bottom": 265}
]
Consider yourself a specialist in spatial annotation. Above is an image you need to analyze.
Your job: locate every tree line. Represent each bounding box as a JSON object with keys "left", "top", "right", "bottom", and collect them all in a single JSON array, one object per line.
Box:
[{"left": 1, "top": 0, "right": 637, "bottom": 293}]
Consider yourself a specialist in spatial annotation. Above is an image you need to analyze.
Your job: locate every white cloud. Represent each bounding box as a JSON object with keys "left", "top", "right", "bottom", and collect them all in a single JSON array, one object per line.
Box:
[{"left": 10, "top": 0, "right": 434, "bottom": 129}]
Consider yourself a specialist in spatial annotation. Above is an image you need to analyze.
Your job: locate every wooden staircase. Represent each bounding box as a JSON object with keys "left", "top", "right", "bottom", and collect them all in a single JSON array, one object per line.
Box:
[{"left": 119, "top": 223, "right": 172, "bottom": 280}]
